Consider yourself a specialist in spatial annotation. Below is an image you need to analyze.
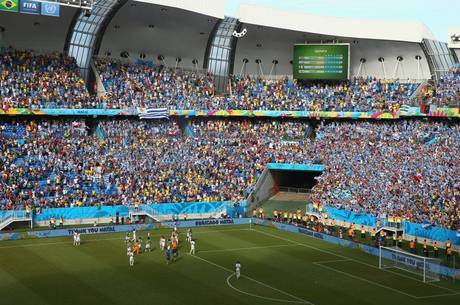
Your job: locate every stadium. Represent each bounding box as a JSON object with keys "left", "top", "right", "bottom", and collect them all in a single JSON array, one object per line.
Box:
[{"left": 0, "top": 0, "right": 459, "bottom": 304}]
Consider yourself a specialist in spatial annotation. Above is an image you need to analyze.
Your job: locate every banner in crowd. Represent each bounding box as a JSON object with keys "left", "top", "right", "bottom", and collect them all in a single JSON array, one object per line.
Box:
[
  {"left": 0, "top": 108, "right": 137, "bottom": 116},
  {"left": 1, "top": 107, "right": 458, "bottom": 119},
  {"left": 138, "top": 108, "right": 169, "bottom": 119},
  {"left": 267, "top": 163, "right": 325, "bottom": 172},
  {"left": 399, "top": 105, "right": 459, "bottom": 117},
  {"left": 169, "top": 109, "right": 401, "bottom": 119}
]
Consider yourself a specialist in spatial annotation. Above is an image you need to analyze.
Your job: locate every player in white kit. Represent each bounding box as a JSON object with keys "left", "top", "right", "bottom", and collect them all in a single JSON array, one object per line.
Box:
[
  {"left": 76, "top": 233, "right": 81, "bottom": 246},
  {"left": 73, "top": 232, "right": 78, "bottom": 246},
  {"left": 235, "top": 261, "right": 241, "bottom": 279},
  {"left": 145, "top": 233, "right": 152, "bottom": 252},
  {"left": 129, "top": 251, "right": 134, "bottom": 267},
  {"left": 159, "top": 236, "right": 166, "bottom": 251},
  {"left": 190, "top": 239, "right": 196, "bottom": 255}
]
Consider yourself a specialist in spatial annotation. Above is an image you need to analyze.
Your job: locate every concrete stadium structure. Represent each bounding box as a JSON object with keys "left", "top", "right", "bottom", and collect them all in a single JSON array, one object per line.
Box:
[{"left": 0, "top": 0, "right": 457, "bottom": 91}]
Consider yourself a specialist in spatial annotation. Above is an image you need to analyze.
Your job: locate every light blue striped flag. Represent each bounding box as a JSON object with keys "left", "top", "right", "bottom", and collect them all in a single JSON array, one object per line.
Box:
[{"left": 138, "top": 108, "right": 169, "bottom": 119}]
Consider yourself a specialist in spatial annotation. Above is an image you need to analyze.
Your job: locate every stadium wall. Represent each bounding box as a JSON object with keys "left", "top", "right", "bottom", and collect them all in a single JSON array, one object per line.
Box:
[
  {"left": 0, "top": 6, "right": 78, "bottom": 52},
  {"left": 322, "top": 206, "right": 460, "bottom": 245},
  {"left": 98, "top": 2, "right": 219, "bottom": 71},
  {"left": 2, "top": 201, "right": 242, "bottom": 227},
  {"left": 234, "top": 30, "right": 431, "bottom": 80}
]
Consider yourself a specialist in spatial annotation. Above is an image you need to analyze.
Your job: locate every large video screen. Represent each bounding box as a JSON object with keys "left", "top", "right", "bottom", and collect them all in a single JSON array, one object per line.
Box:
[{"left": 293, "top": 44, "right": 350, "bottom": 80}]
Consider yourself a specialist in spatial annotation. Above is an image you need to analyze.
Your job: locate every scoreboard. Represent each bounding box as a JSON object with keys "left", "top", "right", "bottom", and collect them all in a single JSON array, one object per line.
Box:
[{"left": 293, "top": 44, "right": 350, "bottom": 80}]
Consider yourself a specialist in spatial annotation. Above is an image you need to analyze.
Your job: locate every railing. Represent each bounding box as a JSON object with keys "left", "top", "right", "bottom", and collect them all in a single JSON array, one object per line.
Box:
[
  {"left": 278, "top": 186, "right": 310, "bottom": 193},
  {"left": 0, "top": 210, "right": 31, "bottom": 229},
  {"left": 129, "top": 205, "right": 157, "bottom": 218},
  {"left": 93, "top": 55, "right": 209, "bottom": 75}
]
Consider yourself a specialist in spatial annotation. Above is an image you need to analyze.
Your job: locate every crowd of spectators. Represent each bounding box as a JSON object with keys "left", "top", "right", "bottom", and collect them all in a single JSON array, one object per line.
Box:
[
  {"left": 1, "top": 118, "right": 458, "bottom": 229},
  {"left": 0, "top": 48, "right": 91, "bottom": 109},
  {"left": 420, "top": 68, "right": 460, "bottom": 107},
  {"left": 0, "top": 119, "right": 310, "bottom": 211},
  {"left": 221, "top": 76, "right": 419, "bottom": 112},
  {"left": 0, "top": 49, "right": 428, "bottom": 112},
  {"left": 95, "top": 58, "right": 215, "bottom": 109},
  {"left": 310, "top": 121, "right": 459, "bottom": 230},
  {"left": 96, "top": 58, "right": 419, "bottom": 111}
]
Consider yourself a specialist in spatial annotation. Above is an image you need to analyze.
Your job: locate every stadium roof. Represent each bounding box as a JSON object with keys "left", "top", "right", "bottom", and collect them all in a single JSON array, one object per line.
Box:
[
  {"left": 237, "top": 4, "right": 435, "bottom": 43},
  {"left": 135, "top": 0, "right": 225, "bottom": 19}
]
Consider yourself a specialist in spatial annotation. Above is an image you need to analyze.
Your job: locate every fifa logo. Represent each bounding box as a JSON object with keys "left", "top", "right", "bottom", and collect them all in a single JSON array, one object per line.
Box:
[{"left": 23, "top": 1, "right": 38, "bottom": 9}]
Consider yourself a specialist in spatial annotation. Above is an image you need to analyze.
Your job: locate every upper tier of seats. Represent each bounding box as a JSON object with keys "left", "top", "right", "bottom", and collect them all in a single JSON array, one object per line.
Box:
[
  {"left": 0, "top": 48, "right": 91, "bottom": 108},
  {"left": 420, "top": 68, "right": 460, "bottom": 107},
  {"left": 96, "top": 58, "right": 421, "bottom": 112},
  {"left": 4, "top": 49, "right": 460, "bottom": 111}
]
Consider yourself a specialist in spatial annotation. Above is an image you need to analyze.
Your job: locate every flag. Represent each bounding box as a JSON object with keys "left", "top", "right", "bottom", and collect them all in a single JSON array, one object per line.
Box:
[
  {"left": 40, "top": 1, "right": 59, "bottom": 17},
  {"left": 138, "top": 108, "right": 169, "bottom": 119},
  {"left": 0, "top": 0, "right": 19, "bottom": 12},
  {"left": 399, "top": 105, "right": 414, "bottom": 115},
  {"left": 422, "top": 221, "right": 433, "bottom": 229}
]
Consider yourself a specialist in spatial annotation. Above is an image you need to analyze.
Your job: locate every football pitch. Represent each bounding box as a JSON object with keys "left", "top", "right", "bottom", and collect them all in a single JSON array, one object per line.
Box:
[{"left": 0, "top": 224, "right": 459, "bottom": 305}]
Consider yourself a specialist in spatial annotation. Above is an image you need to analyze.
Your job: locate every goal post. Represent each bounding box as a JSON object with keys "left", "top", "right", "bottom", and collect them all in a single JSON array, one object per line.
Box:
[{"left": 379, "top": 246, "right": 441, "bottom": 283}]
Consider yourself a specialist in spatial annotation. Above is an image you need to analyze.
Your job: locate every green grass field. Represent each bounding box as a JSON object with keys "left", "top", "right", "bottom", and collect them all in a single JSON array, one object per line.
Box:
[{"left": 0, "top": 224, "right": 459, "bottom": 305}]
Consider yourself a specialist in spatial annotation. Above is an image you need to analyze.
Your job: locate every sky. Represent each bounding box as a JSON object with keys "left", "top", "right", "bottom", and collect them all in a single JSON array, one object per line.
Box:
[{"left": 224, "top": 0, "right": 458, "bottom": 42}]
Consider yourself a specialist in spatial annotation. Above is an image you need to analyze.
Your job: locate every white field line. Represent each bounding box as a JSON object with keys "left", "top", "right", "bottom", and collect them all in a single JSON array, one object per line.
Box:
[
  {"left": 312, "top": 259, "right": 351, "bottom": 264},
  {"left": 252, "top": 228, "right": 460, "bottom": 296},
  {"left": 226, "top": 273, "right": 308, "bottom": 304},
  {"left": 189, "top": 253, "right": 314, "bottom": 305},
  {"left": 199, "top": 244, "right": 297, "bottom": 253},
  {"left": 0, "top": 228, "right": 251, "bottom": 250},
  {"left": 414, "top": 292, "right": 460, "bottom": 299},
  {"left": 312, "top": 261, "right": 419, "bottom": 299}
]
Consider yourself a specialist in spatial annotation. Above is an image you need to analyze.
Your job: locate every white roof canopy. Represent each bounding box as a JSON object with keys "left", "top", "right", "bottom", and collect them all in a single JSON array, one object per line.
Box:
[{"left": 237, "top": 4, "right": 435, "bottom": 43}]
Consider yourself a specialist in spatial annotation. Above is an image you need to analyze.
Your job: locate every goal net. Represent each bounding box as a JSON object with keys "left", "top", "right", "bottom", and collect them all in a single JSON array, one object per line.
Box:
[{"left": 379, "top": 246, "right": 441, "bottom": 283}]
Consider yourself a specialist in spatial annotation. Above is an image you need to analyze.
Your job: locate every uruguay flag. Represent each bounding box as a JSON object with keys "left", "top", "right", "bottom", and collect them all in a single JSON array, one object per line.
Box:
[{"left": 138, "top": 108, "right": 169, "bottom": 119}]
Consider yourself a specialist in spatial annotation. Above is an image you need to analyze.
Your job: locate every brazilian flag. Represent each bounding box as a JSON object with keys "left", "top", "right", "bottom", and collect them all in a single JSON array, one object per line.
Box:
[{"left": 0, "top": 0, "right": 19, "bottom": 12}]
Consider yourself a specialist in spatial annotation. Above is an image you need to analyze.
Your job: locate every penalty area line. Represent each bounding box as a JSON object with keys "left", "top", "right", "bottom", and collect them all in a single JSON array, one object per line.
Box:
[
  {"left": 188, "top": 254, "right": 315, "bottom": 305},
  {"left": 414, "top": 292, "right": 460, "bottom": 299},
  {"left": 226, "top": 273, "right": 309, "bottom": 304},
  {"left": 313, "top": 261, "right": 419, "bottom": 299},
  {"left": 252, "top": 228, "right": 459, "bottom": 295}
]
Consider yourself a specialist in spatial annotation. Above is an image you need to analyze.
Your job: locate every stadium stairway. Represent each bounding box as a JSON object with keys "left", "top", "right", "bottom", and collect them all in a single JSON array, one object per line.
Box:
[
  {"left": 0, "top": 210, "right": 33, "bottom": 230},
  {"left": 270, "top": 191, "right": 307, "bottom": 202}
]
